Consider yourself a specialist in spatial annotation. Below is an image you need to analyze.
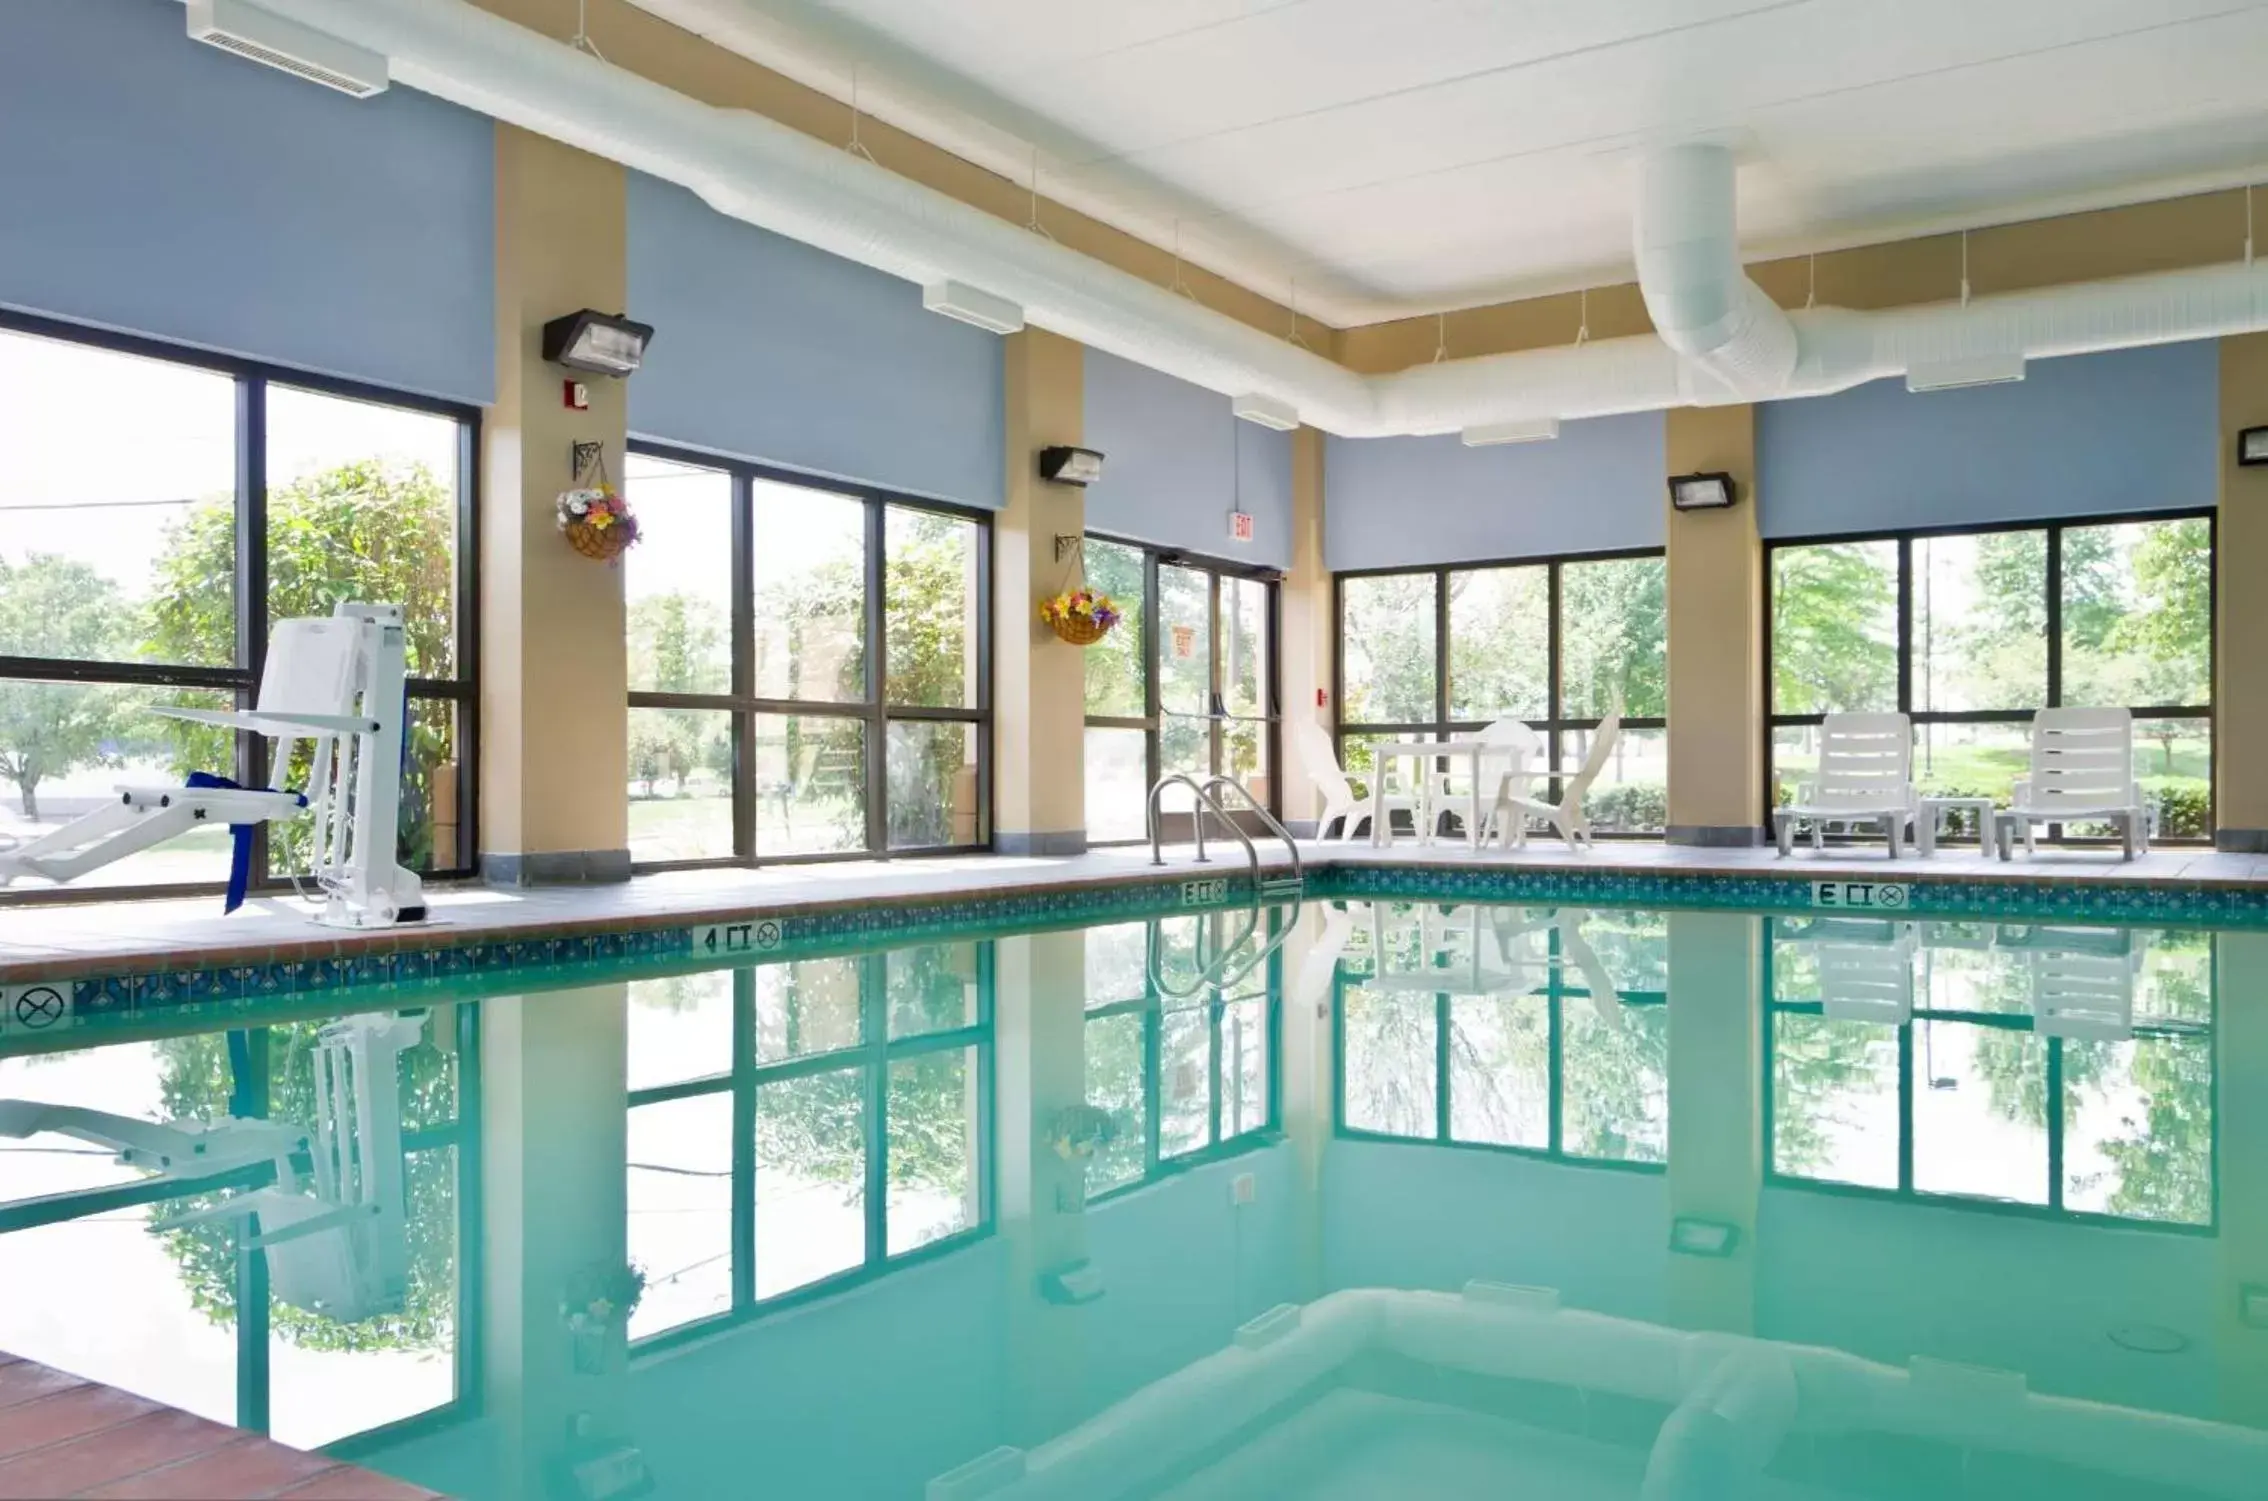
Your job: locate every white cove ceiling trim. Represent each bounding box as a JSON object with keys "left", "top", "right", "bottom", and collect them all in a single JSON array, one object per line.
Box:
[{"left": 193, "top": 0, "right": 2268, "bottom": 439}]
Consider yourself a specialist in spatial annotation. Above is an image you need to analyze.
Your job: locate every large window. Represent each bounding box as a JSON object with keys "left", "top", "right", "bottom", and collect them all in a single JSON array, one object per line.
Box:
[
  {"left": 626, "top": 944, "right": 991, "bottom": 1347},
  {"left": 1767, "top": 919, "right": 2214, "bottom": 1229},
  {"left": 0, "top": 1008, "right": 477, "bottom": 1449},
  {"left": 624, "top": 444, "right": 989, "bottom": 867},
  {"left": 1083, "top": 538, "right": 1279, "bottom": 843},
  {"left": 1768, "top": 516, "right": 2213, "bottom": 840},
  {"left": 1334, "top": 904, "right": 1670, "bottom": 1167},
  {"left": 0, "top": 316, "right": 478, "bottom": 895},
  {"left": 1334, "top": 552, "right": 1668, "bottom": 837},
  {"left": 1081, "top": 916, "right": 1282, "bottom": 1199}
]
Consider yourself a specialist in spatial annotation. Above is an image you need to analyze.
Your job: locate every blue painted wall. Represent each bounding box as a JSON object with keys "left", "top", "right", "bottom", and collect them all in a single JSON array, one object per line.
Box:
[
  {"left": 627, "top": 174, "right": 1005, "bottom": 510},
  {"left": 1757, "top": 341, "right": 2218, "bottom": 538},
  {"left": 1323, "top": 413, "right": 1667, "bottom": 572},
  {"left": 0, "top": 0, "right": 495, "bottom": 405},
  {"left": 1082, "top": 349, "right": 1295, "bottom": 570}
]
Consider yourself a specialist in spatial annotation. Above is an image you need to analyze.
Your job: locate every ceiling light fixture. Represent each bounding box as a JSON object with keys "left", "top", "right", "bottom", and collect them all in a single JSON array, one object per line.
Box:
[
  {"left": 922, "top": 281, "right": 1024, "bottom": 335},
  {"left": 1231, "top": 393, "right": 1299, "bottom": 431},
  {"left": 1462, "top": 417, "right": 1560, "bottom": 447},
  {"left": 1906, "top": 353, "right": 2026, "bottom": 393},
  {"left": 186, "top": 0, "right": 386, "bottom": 97}
]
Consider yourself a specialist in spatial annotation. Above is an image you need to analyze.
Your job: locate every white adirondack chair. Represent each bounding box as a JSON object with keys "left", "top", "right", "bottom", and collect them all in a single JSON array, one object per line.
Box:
[
  {"left": 1438, "top": 718, "right": 1543, "bottom": 843},
  {"left": 1295, "top": 719, "right": 1413, "bottom": 841},
  {"left": 1773, "top": 712, "right": 1919, "bottom": 858},
  {"left": 1997, "top": 707, "right": 2149, "bottom": 861},
  {"left": 1490, "top": 710, "right": 1621, "bottom": 850}
]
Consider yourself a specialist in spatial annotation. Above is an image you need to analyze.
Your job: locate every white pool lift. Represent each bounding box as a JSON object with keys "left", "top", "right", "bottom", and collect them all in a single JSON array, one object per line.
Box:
[
  {"left": 0, "top": 603, "right": 425, "bottom": 928},
  {"left": 0, "top": 1009, "right": 424, "bottom": 1323}
]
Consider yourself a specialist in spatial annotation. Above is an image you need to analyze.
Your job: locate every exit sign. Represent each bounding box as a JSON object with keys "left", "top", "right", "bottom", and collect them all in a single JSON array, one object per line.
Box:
[{"left": 1228, "top": 511, "right": 1255, "bottom": 543}]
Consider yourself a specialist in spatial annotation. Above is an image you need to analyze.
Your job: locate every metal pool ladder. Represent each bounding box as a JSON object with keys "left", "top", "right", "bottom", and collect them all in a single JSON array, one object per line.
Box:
[{"left": 1145, "top": 773, "right": 1304, "bottom": 999}]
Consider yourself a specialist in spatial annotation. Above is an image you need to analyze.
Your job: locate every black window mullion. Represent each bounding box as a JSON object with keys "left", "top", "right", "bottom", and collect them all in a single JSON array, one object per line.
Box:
[
  {"left": 1433, "top": 568, "right": 1451, "bottom": 730},
  {"left": 732, "top": 473, "right": 756, "bottom": 862},
  {"left": 1143, "top": 551, "right": 1163, "bottom": 797},
  {"left": 1895, "top": 536, "right": 1913, "bottom": 715},
  {"left": 865, "top": 501, "right": 889, "bottom": 854},
  {"left": 2045, "top": 523, "right": 2065, "bottom": 708},
  {"left": 1547, "top": 560, "right": 1565, "bottom": 780}
]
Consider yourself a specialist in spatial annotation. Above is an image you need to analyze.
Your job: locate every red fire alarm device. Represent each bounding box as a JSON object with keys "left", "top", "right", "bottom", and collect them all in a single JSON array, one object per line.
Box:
[
  {"left": 564, "top": 380, "right": 590, "bottom": 411},
  {"left": 1315, "top": 688, "right": 1328, "bottom": 709}
]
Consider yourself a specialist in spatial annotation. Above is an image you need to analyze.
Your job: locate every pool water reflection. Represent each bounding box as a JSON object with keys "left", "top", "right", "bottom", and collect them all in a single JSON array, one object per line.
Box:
[{"left": 0, "top": 901, "right": 2259, "bottom": 1498}]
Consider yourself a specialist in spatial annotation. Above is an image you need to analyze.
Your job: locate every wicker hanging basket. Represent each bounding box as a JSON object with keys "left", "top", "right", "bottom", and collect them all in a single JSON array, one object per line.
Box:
[
  {"left": 1044, "top": 608, "right": 1113, "bottom": 647},
  {"left": 564, "top": 517, "right": 634, "bottom": 561}
]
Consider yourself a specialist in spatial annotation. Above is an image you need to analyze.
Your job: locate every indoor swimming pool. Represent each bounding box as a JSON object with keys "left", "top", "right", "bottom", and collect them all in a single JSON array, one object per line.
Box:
[{"left": 0, "top": 885, "right": 2260, "bottom": 1499}]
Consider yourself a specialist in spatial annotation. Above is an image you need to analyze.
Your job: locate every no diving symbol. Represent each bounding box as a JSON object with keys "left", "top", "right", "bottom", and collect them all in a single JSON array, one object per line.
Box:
[
  {"left": 752, "top": 920, "right": 783, "bottom": 951},
  {"left": 11, "top": 986, "right": 65, "bottom": 1030}
]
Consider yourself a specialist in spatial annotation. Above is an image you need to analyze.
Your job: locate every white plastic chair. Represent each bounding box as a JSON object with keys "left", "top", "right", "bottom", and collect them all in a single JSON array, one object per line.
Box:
[
  {"left": 1773, "top": 712, "right": 1919, "bottom": 858},
  {"left": 1490, "top": 710, "right": 1621, "bottom": 850},
  {"left": 1997, "top": 707, "right": 2148, "bottom": 861},
  {"left": 1295, "top": 719, "right": 1412, "bottom": 841},
  {"left": 1805, "top": 919, "right": 1919, "bottom": 1024},
  {"left": 1429, "top": 718, "right": 1543, "bottom": 843}
]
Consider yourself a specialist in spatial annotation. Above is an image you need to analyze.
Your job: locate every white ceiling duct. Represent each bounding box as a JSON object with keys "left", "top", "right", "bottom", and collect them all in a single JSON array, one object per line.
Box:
[{"left": 188, "top": 0, "right": 2268, "bottom": 439}]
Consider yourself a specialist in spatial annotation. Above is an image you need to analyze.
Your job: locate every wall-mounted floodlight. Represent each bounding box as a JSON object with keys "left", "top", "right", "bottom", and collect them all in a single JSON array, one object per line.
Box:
[
  {"left": 541, "top": 310, "right": 655, "bottom": 376},
  {"left": 2238, "top": 426, "right": 2268, "bottom": 467},
  {"left": 1039, "top": 446, "right": 1105, "bottom": 486},
  {"left": 1668, "top": 472, "right": 1737, "bottom": 511}
]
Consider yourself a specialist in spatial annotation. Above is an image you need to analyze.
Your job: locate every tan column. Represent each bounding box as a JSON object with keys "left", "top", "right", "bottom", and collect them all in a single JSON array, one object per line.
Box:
[
  {"left": 1664, "top": 911, "right": 1764, "bottom": 1334},
  {"left": 1278, "top": 427, "right": 1332, "bottom": 834},
  {"left": 480, "top": 985, "right": 632, "bottom": 1496},
  {"left": 993, "top": 330, "right": 1088, "bottom": 854},
  {"left": 1664, "top": 404, "right": 1765, "bottom": 845},
  {"left": 2215, "top": 935, "right": 2268, "bottom": 1425},
  {"left": 2216, "top": 334, "right": 2268, "bottom": 848},
  {"left": 480, "top": 125, "right": 631, "bottom": 883},
  {"left": 994, "top": 930, "right": 1093, "bottom": 1443}
]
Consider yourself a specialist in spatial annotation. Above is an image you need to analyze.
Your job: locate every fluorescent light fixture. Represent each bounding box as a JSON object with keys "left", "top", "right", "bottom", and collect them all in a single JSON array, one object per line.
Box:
[
  {"left": 187, "top": 0, "right": 387, "bottom": 97},
  {"left": 922, "top": 280, "right": 1024, "bottom": 335},
  {"left": 1668, "top": 1216, "right": 1740, "bottom": 1258},
  {"left": 1668, "top": 472, "right": 1737, "bottom": 511},
  {"left": 541, "top": 310, "right": 654, "bottom": 376},
  {"left": 2239, "top": 426, "right": 2268, "bottom": 467},
  {"left": 1462, "top": 417, "right": 1561, "bottom": 446},
  {"left": 1231, "top": 393, "right": 1299, "bottom": 431},
  {"left": 1038, "top": 446, "right": 1105, "bottom": 486},
  {"left": 1906, "top": 353, "right": 2026, "bottom": 392}
]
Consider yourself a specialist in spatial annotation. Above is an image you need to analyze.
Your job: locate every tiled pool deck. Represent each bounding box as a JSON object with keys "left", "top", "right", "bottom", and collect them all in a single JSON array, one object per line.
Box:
[
  {"left": 0, "top": 1353, "right": 441, "bottom": 1499},
  {"left": 2, "top": 837, "right": 2263, "bottom": 991}
]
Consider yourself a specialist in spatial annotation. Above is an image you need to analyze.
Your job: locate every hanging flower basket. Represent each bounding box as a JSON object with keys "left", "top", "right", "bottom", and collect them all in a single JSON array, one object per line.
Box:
[
  {"left": 559, "top": 486, "right": 640, "bottom": 560},
  {"left": 558, "top": 443, "right": 639, "bottom": 562},
  {"left": 561, "top": 1260, "right": 647, "bottom": 1376},
  {"left": 1040, "top": 588, "right": 1121, "bottom": 646}
]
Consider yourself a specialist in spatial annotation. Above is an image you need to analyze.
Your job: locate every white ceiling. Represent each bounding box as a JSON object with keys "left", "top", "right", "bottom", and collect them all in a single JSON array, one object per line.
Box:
[{"left": 629, "top": 0, "right": 2268, "bottom": 324}]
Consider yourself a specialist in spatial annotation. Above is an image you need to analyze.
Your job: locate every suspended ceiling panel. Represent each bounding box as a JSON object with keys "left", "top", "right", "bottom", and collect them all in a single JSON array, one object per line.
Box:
[{"left": 629, "top": 0, "right": 2268, "bottom": 323}]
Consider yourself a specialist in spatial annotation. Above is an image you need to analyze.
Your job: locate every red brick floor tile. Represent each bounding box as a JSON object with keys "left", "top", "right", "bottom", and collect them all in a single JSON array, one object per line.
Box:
[
  {"left": 0, "top": 1408, "right": 238, "bottom": 1499},
  {"left": 80, "top": 1434, "right": 342, "bottom": 1498},
  {"left": 0, "top": 1384, "right": 158, "bottom": 1460},
  {"left": 274, "top": 1465, "right": 444, "bottom": 1499},
  {"left": 0, "top": 1361, "right": 88, "bottom": 1412}
]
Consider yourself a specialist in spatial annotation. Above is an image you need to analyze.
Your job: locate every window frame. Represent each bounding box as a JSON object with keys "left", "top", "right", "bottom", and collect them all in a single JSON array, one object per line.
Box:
[
  {"left": 1761, "top": 510, "right": 2216, "bottom": 845},
  {"left": 1760, "top": 920, "right": 2218, "bottom": 1234},
  {"left": 624, "top": 438, "right": 993, "bottom": 870},
  {"left": 1331, "top": 907, "right": 1670, "bottom": 1171},
  {"left": 1081, "top": 913, "right": 1287, "bottom": 1203},
  {"left": 0, "top": 1006, "right": 485, "bottom": 1453},
  {"left": 1081, "top": 533, "right": 1285, "bottom": 845},
  {"left": 625, "top": 945, "right": 995, "bottom": 1355},
  {"left": 1331, "top": 546, "right": 1668, "bottom": 838},
  {"left": 0, "top": 308, "right": 483, "bottom": 902}
]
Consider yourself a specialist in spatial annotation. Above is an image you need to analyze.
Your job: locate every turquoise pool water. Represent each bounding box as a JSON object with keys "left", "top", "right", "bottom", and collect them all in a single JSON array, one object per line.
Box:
[{"left": 0, "top": 896, "right": 2259, "bottom": 1498}]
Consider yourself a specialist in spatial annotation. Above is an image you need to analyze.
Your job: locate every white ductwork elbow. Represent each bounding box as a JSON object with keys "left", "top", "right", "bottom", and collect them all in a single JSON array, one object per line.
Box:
[{"left": 1634, "top": 143, "right": 1799, "bottom": 398}]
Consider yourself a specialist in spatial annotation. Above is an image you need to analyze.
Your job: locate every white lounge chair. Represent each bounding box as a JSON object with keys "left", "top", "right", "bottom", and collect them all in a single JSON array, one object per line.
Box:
[
  {"left": 1295, "top": 719, "right": 1413, "bottom": 841},
  {"left": 1773, "top": 712, "right": 1919, "bottom": 858},
  {"left": 1996, "top": 707, "right": 2149, "bottom": 861},
  {"left": 1490, "top": 709, "right": 1621, "bottom": 850},
  {"left": 1431, "top": 718, "right": 1543, "bottom": 843}
]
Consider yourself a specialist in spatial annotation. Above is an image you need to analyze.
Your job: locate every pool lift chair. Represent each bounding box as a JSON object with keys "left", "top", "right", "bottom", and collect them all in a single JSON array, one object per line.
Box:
[
  {"left": 0, "top": 1010, "right": 425, "bottom": 1323},
  {"left": 0, "top": 603, "right": 425, "bottom": 928}
]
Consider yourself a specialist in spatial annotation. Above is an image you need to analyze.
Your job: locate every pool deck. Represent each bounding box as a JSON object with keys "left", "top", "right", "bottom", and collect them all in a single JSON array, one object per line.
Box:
[
  {"left": 0, "top": 837, "right": 2261, "bottom": 988},
  {"left": 0, "top": 1352, "right": 442, "bottom": 1498}
]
